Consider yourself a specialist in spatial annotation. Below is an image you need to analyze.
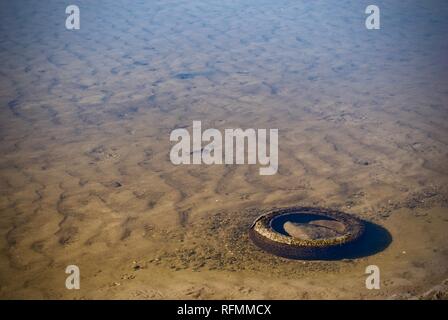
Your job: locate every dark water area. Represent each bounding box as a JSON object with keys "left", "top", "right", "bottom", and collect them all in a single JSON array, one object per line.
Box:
[
  {"left": 309, "top": 221, "right": 393, "bottom": 261},
  {"left": 271, "top": 212, "right": 340, "bottom": 235}
]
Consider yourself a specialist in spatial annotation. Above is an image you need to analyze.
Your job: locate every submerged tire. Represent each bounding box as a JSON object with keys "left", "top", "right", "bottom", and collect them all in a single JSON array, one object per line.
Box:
[{"left": 249, "top": 207, "right": 365, "bottom": 260}]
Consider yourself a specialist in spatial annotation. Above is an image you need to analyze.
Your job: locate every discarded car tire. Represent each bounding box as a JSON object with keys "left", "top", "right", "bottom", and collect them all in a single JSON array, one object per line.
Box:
[{"left": 249, "top": 207, "right": 365, "bottom": 260}]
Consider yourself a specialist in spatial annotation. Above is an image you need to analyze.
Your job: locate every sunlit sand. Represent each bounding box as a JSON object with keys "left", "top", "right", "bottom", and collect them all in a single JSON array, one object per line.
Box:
[{"left": 0, "top": 0, "right": 447, "bottom": 299}]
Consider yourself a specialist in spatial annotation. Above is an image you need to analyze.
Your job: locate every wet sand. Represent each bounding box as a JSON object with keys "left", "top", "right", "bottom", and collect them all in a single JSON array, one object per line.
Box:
[{"left": 0, "top": 0, "right": 448, "bottom": 299}]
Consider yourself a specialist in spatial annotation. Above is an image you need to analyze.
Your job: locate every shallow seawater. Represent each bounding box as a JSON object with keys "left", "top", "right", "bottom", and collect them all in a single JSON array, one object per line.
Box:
[
  {"left": 0, "top": 0, "right": 447, "bottom": 299},
  {"left": 271, "top": 213, "right": 343, "bottom": 236}
]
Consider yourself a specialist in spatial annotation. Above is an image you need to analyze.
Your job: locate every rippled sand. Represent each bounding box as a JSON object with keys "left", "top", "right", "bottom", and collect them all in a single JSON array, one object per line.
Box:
[{"left": 1, "top": 0, "right": 448, "bottom": 299}]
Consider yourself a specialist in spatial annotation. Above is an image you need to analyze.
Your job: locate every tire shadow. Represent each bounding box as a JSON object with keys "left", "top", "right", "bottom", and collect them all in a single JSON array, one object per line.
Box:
[{"left": 316, "top": 220, "right": 392, "bottom": 261}]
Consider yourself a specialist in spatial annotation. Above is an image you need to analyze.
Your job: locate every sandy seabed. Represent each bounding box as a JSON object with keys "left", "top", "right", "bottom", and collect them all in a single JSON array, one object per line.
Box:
[{"left": 0, "top": 0, "right": 448, "bottom": 299}]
